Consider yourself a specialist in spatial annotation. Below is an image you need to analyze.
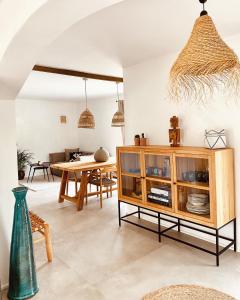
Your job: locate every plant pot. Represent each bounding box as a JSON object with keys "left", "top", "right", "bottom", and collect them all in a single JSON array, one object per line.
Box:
[{"left": 18, "top": 170, "right": 25, "bottom": 180}]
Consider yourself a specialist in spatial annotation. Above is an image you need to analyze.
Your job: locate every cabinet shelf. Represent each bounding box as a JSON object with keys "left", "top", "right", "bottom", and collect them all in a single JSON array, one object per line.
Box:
[
  {"left": 121, "top": 172, "right": 141, "bottom": 178},
  {"left": 176, "top": 181, "right": 210, "bottom": 191},
  {"left": 146, "top": 176, "right": 171, "bottom": 184}
]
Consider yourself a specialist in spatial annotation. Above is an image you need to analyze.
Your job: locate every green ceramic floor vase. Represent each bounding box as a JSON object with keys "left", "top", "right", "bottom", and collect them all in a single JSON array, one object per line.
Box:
[{"left": 8, "top": 187, "right": 39, "bottom": 300}]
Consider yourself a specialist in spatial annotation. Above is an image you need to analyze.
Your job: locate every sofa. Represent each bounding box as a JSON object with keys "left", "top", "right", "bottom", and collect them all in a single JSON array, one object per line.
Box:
[{"left": 49, "top": 150, "right": 94, "bottom": 177}]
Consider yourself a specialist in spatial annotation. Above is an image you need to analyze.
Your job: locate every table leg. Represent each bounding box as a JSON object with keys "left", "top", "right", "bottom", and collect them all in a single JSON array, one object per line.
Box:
[
  {"left": 46, "top": 168, "right": 50, "bottom": 182},
  {"left": 31, "top": 168, "right": 36, "bottom": 183},
  {"left": 27, "top": 166, "right": 32, "bottom": 183},
  {"left": 58, "top": 171, "right": 68, "bottom": 203},
  {"left": 76, "top": 171, "right": 88, "bottom": 211}
]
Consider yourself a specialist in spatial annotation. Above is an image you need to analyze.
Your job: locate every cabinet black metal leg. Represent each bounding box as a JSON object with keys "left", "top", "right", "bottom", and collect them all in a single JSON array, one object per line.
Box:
[
  {"left": 178, "top": 219, "right": 181, "bottom": 232},
  {"left": 138, "top": 206, "right": 141, "bottom": 219},
  {"left": 216, "top": 229, "right": 219, "bottom": 266},
  {"left": 118, "top": 201, "right": 121, "bottom": 227},
  {"left": 158, "top": 213, "right": 161, "bottom": 242},
  {"left": 234, "top": 218, "right": 237, "bottom": 252}
]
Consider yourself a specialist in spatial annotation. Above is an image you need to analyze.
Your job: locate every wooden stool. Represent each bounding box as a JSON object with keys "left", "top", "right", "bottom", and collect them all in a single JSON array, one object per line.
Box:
[{"left": 29, "top": 211, "right": 53, "bottom": 262}]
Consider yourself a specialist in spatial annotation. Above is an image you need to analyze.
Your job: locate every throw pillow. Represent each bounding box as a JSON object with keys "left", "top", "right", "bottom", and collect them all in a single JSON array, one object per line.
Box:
[
  {"left": 65, "top": 148, "right": 79, "bottom": 161},
  {"left": 69, "top": 152, "right": 82, "bottom": 162}
]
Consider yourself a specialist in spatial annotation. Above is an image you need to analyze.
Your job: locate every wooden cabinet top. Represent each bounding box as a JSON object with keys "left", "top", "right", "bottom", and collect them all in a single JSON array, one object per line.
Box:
[{"left": 117, "top": 145, "right": 233, "bottom": 155}]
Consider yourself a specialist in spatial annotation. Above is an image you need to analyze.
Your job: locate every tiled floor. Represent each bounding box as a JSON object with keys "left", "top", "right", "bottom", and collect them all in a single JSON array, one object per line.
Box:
[{"left": 3, "top": 177, "right": 240, "bottom": 299}]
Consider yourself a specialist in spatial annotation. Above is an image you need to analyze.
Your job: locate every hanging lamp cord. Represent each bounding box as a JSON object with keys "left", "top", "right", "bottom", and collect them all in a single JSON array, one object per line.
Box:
[
  {"left": 116, "top": 82, "right": 120, "bottom": 103},
  {"left": 199, "top": 0, "right": 208, "bottom": 16},
  {"left": 83, "top": 78, "right": 88, "bottom": 110}
]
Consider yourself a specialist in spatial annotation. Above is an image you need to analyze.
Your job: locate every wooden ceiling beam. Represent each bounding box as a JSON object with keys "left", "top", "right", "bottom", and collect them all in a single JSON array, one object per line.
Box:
[{"left": 33, "top": 65, "right": 123, "bottom": 83}]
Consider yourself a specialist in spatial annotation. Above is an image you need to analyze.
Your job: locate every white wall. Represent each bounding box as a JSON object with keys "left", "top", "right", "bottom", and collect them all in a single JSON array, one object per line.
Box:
[
  {"left": 76, "top": 97, "right": 123, "bottom": 156},
  {"left": 0, "top": 100, "right": 18, "bottom": 286},
  {"left": 16, "top": 98, "right": 122, "bottom": 163},
  {"left": 124, "top": 36, "right": 240, "bottom": 249},
  {"left": 16, "top": 99, "right": 82, "bottom": 162}
]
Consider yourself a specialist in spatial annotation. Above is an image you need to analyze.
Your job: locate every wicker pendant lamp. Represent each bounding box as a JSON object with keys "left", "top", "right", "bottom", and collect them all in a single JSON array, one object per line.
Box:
[
  {"left": 169, "top": 0, "right": 240, "bottom": 102},
  {"left": 111, "top": 82, "right": 124, "bottom": 127},
  {"left": 78, "top": 78, "right": 95, "bottom": 129}
]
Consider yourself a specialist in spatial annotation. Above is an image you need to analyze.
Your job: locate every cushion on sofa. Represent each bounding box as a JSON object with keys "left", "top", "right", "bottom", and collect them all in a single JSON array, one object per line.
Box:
[{"left": 65, "top": 148, "right": 79, "bottom": 161}]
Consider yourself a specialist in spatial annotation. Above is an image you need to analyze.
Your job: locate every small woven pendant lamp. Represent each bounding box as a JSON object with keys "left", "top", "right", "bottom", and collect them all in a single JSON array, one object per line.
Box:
[
  {"left": 111, "top": 82, "right": 125, "bottom": 127},
  {"left": 169, "top": 0, "right": 240, "bottom": 102},
  {"left": 78, "top": 78, "right": 95, "bottom": 129}
]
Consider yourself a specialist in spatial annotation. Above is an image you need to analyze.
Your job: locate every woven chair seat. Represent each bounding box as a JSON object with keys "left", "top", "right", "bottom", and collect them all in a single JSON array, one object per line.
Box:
[{"left": 89, "top": 177, "right": 116, "bottom": 187}]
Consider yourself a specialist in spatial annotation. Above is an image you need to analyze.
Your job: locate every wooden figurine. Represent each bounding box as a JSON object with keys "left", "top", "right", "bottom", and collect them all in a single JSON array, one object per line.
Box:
[{"left": 169, "top": 116, "right": 180, "bottom": 147}]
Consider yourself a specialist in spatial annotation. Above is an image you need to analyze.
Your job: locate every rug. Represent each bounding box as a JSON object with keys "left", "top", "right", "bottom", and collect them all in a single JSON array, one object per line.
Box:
[{"left": 142, "top": 285, "right": 235, "bottom": 300}]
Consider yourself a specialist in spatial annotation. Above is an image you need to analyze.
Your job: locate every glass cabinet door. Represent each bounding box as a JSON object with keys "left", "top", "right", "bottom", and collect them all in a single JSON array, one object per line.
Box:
[
  {"left": 176, "top": 156, "right": 209, "bottom": 187},
  {"left": 120, "top": 152, "right": 141, "bottom": 176},
  {"left": 121, "top": 175, "right": 143, "bottom": 201},
  {"left": 175, "top": 155, "right": 211, "bottom": 221},
  {"left": 177, "top": 186, "right": 210, "bottom": 220},
  {"left": 145, "top": 154, "right": 171, "bottom": 181},
  {"left": 146, "top": 180, "right": 172, "bottom": 210}
]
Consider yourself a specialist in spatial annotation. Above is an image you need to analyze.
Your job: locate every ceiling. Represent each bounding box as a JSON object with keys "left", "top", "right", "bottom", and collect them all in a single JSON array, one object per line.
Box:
[
  {"left": 38, "top": 0, "right": 240, "bottom": 74},
  {"left": 17, "top": 0, "right": 240, "bottom": 101},
  {"left": 17, "top": 71, "right": 124, "bottom": 102}
]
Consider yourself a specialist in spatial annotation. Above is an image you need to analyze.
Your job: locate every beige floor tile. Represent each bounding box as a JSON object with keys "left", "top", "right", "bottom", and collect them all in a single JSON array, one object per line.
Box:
[{"left": 3, "top": 176, "right": 239, "bottom": 300}]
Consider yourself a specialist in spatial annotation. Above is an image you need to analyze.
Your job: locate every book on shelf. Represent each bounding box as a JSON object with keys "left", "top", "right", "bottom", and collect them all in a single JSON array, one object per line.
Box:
[
  {"left": 147, "top": 193, "right": 171, "bottom": 206},
  {"left": 151, "top": 187, "right": 170, "bottom": 197}
]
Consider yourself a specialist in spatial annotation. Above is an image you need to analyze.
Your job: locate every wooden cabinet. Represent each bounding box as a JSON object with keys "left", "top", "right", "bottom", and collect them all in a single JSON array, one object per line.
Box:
[{"left": 117, "top": 146, "right": 235, "bottom": 229}]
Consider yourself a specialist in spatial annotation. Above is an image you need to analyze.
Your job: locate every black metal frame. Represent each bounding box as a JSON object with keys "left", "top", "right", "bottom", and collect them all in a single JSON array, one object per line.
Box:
[{"left": 118, "top": 200, "right": 237, "bottom": 266}]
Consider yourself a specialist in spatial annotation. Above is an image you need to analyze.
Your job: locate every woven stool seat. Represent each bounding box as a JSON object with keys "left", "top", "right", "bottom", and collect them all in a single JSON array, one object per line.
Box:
[{"left": 29, "top": 211, "right": 53, "bottom": 262}]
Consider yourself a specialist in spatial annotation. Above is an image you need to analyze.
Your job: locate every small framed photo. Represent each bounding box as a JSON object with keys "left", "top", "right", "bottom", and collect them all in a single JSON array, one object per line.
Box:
[{"left": 60, "top": 116, "right": 67, "bottom": 124}]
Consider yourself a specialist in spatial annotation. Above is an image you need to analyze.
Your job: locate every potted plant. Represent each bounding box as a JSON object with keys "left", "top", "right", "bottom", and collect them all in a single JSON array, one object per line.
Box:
[{"left": 17, "top": 149, "right": 33, "bottom": 180}]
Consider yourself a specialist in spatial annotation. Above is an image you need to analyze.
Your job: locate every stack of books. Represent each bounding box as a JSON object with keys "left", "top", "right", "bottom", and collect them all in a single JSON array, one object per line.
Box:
[{"left": 148, "top": 185, "right": 171, "bottom": 207}]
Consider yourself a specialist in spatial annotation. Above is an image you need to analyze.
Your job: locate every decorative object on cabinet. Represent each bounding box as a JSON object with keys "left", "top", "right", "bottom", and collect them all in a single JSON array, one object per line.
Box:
[
  {"left": 17, "top": 149, "right": 33, "bottom": 180},
  {"left": 204, "top": 129, "right": 227, "bottom": 149},
  {"left": 140, "top": 133, "right": 148, "bottom": 146},
  {"left": 60, "top": 115, "right": 67, "bottom": 124},
  {"left": 117, "top": 146, "right": 236, "bottom": 265},
  {"left": 112, "top": 82, "right": 124, "bottom": 127},
  {"left": 8, "top": 187, "right": 39, "bottom": 300},
  {"left": 134, "top": 134, "right": 140, "bottom": 146},
  {"left": 169, "top": 0, "right": 240, "bottom": 102},
  {"left": 169, "top": 116, "right": 180, "bottom": 147},
  {"left": 94, "top": 147, "right": 109, "bottom": 162},
  {"left": 78, "top": 78, "right": 95, "bottom": 129}
]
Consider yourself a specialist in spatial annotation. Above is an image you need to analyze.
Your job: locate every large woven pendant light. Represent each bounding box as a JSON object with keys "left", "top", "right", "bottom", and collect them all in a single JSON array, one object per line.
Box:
[
  {"left": 169, "top": 0, "right": 240, "bottom": 102},
  {"left": 78, "top": 78, "right": 95, "bottom": 129},
  {"left": 111, "top": 82, "right": 124, "bottom": 127}
]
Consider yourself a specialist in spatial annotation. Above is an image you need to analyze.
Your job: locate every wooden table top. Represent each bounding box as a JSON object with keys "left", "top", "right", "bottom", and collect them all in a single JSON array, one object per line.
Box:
[{"left": 51, "top": 157, "right": 116, "bottom": 172}]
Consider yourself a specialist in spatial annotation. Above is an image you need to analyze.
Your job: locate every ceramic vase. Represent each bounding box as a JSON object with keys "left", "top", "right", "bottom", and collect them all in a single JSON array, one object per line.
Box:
[
  {"left": 8, "top": 187, "right": 38, "bottom": 300},
  {"left": 94, "top": 147, "right": 109, "bottom": 162}
]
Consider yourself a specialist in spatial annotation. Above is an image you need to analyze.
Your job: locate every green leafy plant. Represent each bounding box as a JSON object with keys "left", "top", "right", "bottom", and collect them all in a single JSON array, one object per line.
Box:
[{"left": 17, "top": 149, "right": 33, "bottom": 171}]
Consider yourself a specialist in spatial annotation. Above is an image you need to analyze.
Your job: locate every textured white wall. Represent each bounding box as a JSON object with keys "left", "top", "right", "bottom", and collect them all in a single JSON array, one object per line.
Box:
[
  {"left": 124, "top": 38, "right": 240, "bottom": 249},
  {"left": 0, "top": 100, "right": 18, "bottom": 286},
  {"left": 16, "top": 98, "right": 122, "bottom": 163},
  {"left": 16, "top": 99, "right": 82, "bottom": 162}
]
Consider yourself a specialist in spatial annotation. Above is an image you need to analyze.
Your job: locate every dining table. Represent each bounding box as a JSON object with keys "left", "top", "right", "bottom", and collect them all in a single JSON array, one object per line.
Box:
[{"left": 51, "top": 157, "right": 116, "bottom": 211}]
